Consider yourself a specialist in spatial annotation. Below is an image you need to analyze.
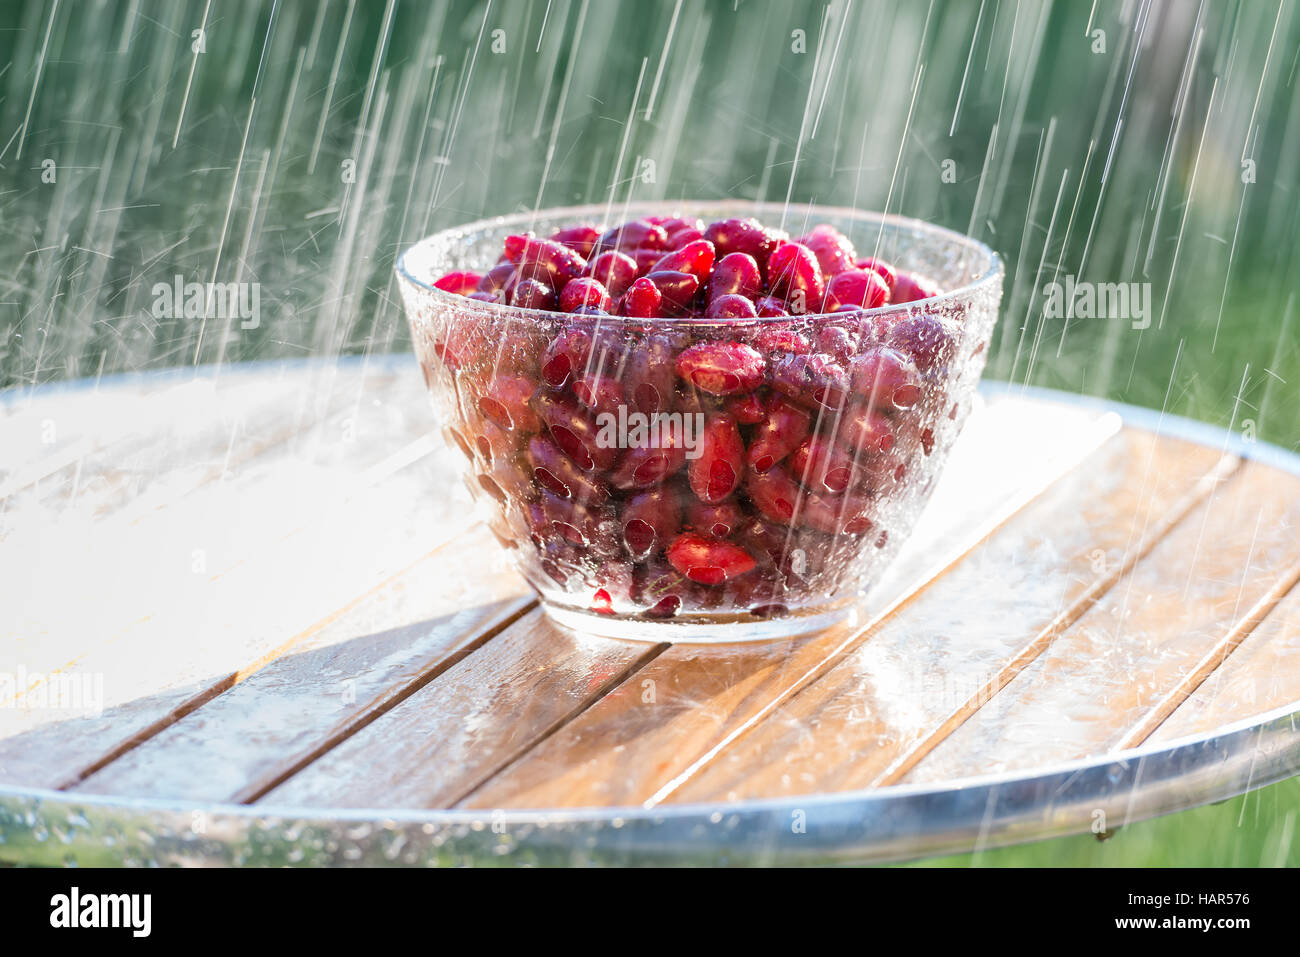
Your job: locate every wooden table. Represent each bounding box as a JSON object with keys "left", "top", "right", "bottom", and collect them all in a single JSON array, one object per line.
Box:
[{"left": 2, "top": 355, "right": 1298, "bottom": 866}]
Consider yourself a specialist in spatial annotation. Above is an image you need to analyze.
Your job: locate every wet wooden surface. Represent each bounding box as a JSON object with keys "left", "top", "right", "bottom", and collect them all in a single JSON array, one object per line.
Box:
[{"left": 2, "top": 360, "right": 1299, "bottom": 822}]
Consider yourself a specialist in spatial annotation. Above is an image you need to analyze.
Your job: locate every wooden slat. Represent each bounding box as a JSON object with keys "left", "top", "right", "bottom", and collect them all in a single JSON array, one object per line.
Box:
[
  {"left": 256, "top": 611, "right": 661, "bottom": 809},
  {"left": 648, "top": 430, "right": 1232, "bottom": 806},
  {"left": 899, "top": 461, "right": 1300, "bottom": 786},
  {"left": 68, "top": 524, "right": 531, "bottom": 801},
  {"left": 0, "top": 365, "right": 494, "bottom": 788},
  {"left": 1147, "top": 584, "right": 1300, "bottom": 743},
  {"left": 0, "top": 441, "right": 475, "bottom": 789},
  {"left": 458, "top": 408, "right": 1157, "bottom": 811}
]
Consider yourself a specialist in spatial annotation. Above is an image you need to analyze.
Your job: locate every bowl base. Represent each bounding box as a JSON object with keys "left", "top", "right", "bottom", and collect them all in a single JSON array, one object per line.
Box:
[{"left": 540, "top": 603, "right": 858, "bottom": 643}]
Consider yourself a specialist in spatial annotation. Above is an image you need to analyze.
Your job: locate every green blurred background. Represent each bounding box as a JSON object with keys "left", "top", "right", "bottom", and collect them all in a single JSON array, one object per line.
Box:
[{"left": 1, "top": 0, "right": 1297, "bottom": 865}]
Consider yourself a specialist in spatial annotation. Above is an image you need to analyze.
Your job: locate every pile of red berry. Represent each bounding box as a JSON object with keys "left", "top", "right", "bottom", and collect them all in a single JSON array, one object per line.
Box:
[
  {"left": 419, "top": 214, "right": 967, "bottom": 625},
  {"left": 432, "top": 216, "right": 941, "bottom": 320}
]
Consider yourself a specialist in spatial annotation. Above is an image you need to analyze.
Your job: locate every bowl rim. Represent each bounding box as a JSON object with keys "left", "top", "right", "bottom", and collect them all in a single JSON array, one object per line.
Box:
[{"left": 395, "top": 200, "right": 1004, "bottom": 324}]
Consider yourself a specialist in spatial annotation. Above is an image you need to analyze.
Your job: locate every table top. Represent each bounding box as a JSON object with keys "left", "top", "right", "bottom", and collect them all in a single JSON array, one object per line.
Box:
[{"left": 2, "top": 355, "right": 1299, "bottom": 866}]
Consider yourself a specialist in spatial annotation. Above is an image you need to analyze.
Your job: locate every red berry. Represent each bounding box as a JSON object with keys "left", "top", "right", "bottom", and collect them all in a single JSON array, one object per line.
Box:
[
  {"left": 633, "top": 558, "right": 690, "bottom": 616},
  {"left": 768, "top": 352, "right": 849, "bottom": 410},
  {"left": 514, "top": 236, "right": 588, "bottom": 292},
  {"left": 625, "top": 333, "right": 675, "bottom": 413},
  {"left": 662, "top": 216, "right": 706, "bottom": 248},
  {"left": 528, "top": 435, "right": 609, "bottom": 503},
  {"left": 478, "top": 374, "right": 541, "bottom": 433},
  {"left": 812, "top": 324, "right": 859, "bottom": 364},
  {"left": 766, "top": 242, "right": 825, "bottom": 314},
  {"left": 510, "top": 277, "right": 558, "bottom": 310},
  {"left": 625, "top": 247, "right": 659, "bottom": 275},
  {"left": 723, "top": 392, "right": 767, "bottom": 424},
  {"left": 688, "top": 413, "right": 745, "bottom": 504},
  {"left": 854, "top": 256, "right": 897, "bottom": 291},
  {"left": 666, "top": 228, "right": 704, "bottom": 249},
  {"left": 705, "top": 294, "right": 758, "bottom": 319},
  {"left": 666, "top": 533, "right": 756, "bottom": 585},
  {"left": 587, "top": 250, "right": 639, "bottom": 298},
  {"left": 747, "top": 467, "right": 871, "bottom": 534},
  {"left": 747, "top": 395, "right": 811, "bottom": 474},
  {"left": 675, "top": 341, "right": 766, "bottom": 395},
  {"left": 703, "top": 218, "right": 782, "bottom": 274},
  {"left": 755, "top": 296, "right": 790, "bottom": 317},
  {"left": 848, "top": 347, "right": 921, "bottom": 410},
  {"left": 550, "top": 224, "right": 600, "bottom": 258},
  {"left": 572, "top": 374, "right": 624, "bottom": 418},
  {"left": 477, "top": 262, "right": 516, "bottom": 296},
  {"left": 753, "top": 327, "right": 811, "bottom": 355},
  {"left": 502, "top": 233, "right": 532, "bottom": 262},
  {"left": 610, "top": 441, "right": 688, "bottom": 490},
  {"left": 798, "top": 224, "right": 857, "bottom": 277},
  {"left": 644, "top": 595, "right": 684, "bottom": 617},
  {"left": 590, "top": 587, "right": 616, "bottom": 614},
  {"left": 620, "top": 486, "right": 680, "bottom": 560},
  {"left": 537, "top": 393, "right": 619, "bottom": 470},
  {"left": 685, "top": 499, "right": 745, "bottom": 539},
  {"left": 538, "top": 491, "right": 620, "bottom": 555},
  {"left": 799, "top": 488, "right": 875, "bottom": 536},
  {"left": 433, "top": 270, "right": 482, "bottom": 296},
  {"left": 824, "top": 268, "right": 890, "bottom": 311},
  {"left": 594, "top": 219, "right": 668, "bottom": 256},
  {"left": 431, "top": 324, "right": 475, "bottom": 371},
  {"left": 560, "top": 277, "right": 612, "bottom": 313},
  {"left": 735, "top": 516, "right": 797, "bottom": 567},
  {"left": 620, "top": 275, "right": 663, "bottom": 318},
  {"left": 540, "top": 327, "right": 592, "bottom": 387},
  {"left": 644, "top": 270, "right": 699, "bottom": 315},
  {"left": 891, "top": 269, "right": 941, "bottom": 303},
  {"left": 835, "top": 404, "right": 896, "bottom": 455},
  {"left": 651, "top": 238, "right": 715, "bottom": 282},
  {"left": 788, "top": 436, "right": 857, "bottom": 494},
  {"left": 744, "top": 465, "right": 804, "bottom": 524},
  {"left": 707, "top": 252, "right": 762, "bottom": 303},
  {"left": 475, "top": 414, "right": 525, "bottom": 466},
  {"left": 887, "top": 315, "right": 954, "bottom": 372},
  {"left": 584, "top": 326, "right": 629, "bottom": 375}
]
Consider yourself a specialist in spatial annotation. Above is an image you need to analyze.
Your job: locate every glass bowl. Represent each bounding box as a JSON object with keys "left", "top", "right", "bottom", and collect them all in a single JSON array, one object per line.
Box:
[{"left": 396, "top": 201, "right": 1002, "bottom": 641}]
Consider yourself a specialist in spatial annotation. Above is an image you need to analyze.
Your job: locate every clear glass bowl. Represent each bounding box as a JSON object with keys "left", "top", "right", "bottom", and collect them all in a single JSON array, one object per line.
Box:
[{"left": 396, "top": 202, "right": 1002, "bottom": 641}]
